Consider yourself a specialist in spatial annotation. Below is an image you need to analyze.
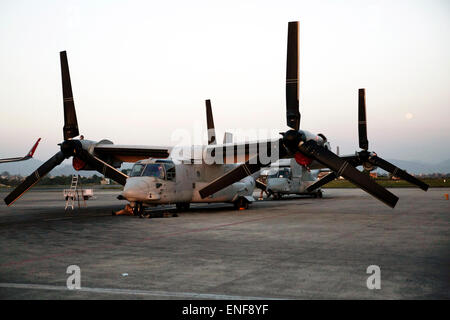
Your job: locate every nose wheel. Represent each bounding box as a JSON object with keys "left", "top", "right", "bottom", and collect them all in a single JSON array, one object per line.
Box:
[
  {"left": 234, "top": 197, "right": 249, "bottom": 210},
  {"left": 133, "top": 202, "right": 144, "bottom": 216}
]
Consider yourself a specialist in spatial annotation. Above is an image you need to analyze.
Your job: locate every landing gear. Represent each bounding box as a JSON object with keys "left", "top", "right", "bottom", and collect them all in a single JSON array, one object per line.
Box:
[
  {"left": 133, "top": 202, "right": 144, "bottom": 216},
  {"left": 313, "top": 190, "right": 323, "bottom": 198},
  {"left": 176, "top": 203, "right": 190, "bottom": 212},
  {"left": 272, "top": 192, "right": 283, "bottom": 200},
  {"left": 234, "top": 197, "right": 249, "bottom": 210}
]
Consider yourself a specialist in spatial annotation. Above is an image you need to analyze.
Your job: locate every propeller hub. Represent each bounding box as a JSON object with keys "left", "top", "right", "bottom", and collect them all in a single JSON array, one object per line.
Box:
[
  {"left": 281, "top": 129, "right": 305, "bottom": 154},
  {"left": 60, "top": 140, "right": 82, "bottom": 158},
  {"left": 357, "top": 150, "right": 371, "bottom": 161}
]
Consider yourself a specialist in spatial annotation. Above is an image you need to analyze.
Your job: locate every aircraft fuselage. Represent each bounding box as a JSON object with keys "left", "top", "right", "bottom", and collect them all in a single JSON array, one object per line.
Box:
[{"left": 121, "top": 159, "right": 255, "bottom": 206}]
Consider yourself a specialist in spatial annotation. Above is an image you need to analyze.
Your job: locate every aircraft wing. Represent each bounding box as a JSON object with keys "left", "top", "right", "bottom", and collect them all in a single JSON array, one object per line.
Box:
[
  {"left": 203, "top": 139, "right": 284, "bottom": 164},
  {"left": 309, "top": 153, "right": 361, "bottom": 170},
  {"left": 93, "top": 144, "right": 172, "bottom": 163},
  {"left": 0, "top": 138, "right": 41, "bottom": 164},
  {"left": 204, "top": 141, "right": 361, "bottom": 168}
]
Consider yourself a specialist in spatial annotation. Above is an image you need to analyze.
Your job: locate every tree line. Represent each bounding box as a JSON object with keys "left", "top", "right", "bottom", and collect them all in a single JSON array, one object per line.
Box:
[{"left": 0, "top": 172, "right": 105, "bottom": 186}]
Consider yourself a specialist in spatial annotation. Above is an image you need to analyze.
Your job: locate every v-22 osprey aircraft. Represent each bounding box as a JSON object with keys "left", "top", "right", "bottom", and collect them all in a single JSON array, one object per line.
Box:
[
  {"left": 4, "top": 21, "right": 429, "bottom": 214},
  {"left": 120, "top": 99, "right": 256, "bottom": 213},
  {"left": 261, "top": 159, "right": 323, "bottom": 199}
]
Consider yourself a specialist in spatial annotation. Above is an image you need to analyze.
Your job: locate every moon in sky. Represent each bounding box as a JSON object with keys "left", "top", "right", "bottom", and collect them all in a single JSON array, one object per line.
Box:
[{"left": 405, "top": 113, "right": 414, "bottom": 120}]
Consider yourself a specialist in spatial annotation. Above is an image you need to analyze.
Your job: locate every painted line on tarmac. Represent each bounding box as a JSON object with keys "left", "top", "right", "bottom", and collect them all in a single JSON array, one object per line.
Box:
[
  {"left": 43, "top": 217, "right": 73, "bottom": 221},
  {"left": 43, "top": 214, "right": 113, "bottom": 221},
  {"left": 0, "top": 282, "right": 284, "bottom": 300}
]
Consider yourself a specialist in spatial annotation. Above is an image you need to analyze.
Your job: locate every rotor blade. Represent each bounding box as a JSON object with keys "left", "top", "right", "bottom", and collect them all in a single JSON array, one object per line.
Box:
[
  {"left": 75, "top": 149, "right": 128, "bottom": 186},
  {"left": 286, "top": 21, "right": 300, "bottom": 130},
  {"left": 60, "top": 51, "right": 79, "bottom": 140},
  {"left": 199, "top": 157, "right": 265, "bottom": 199},
  {"left": 205, "top": 99, "right": 216, "bottom": 145},
  {"left": 299, "top": 140, "right": 398, "bottom": 208},
  {"left": 368, "top": 155, "right": 429, "bottom": 191},
  {"left": 358, "top": 88, "right": 368, "bottom": 150},
  {"left": 4, "top": 151, "right": 65, "bottom": 206},
  {"left": 306, "top": 172, "right": 337, "bottom": 192}
]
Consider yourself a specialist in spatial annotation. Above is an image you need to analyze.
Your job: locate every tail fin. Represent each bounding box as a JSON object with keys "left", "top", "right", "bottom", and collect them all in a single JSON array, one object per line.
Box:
[{"left": 26, "top": 138, "right": 41, "bottom": 158}]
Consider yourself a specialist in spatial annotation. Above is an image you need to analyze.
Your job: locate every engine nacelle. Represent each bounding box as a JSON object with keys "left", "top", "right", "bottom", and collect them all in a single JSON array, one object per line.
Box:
[
  {"left": 317, "top": 133, "right": 327, "bottom": 142},
  {"left": 72, "top": 156, "right": 87, "bottom": 171},
  {"left": 294, "top": 152, "right": 313, "bottom": 167},
  {"left": 72, "top": 138, "right": 122, "bottom": 171},
  {"left": 288, "top": 130, "right": 331, "bottom": 167}
]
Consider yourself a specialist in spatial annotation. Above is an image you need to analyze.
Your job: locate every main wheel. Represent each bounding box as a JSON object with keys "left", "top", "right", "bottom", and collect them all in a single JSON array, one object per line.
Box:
[
  {"left": 176, "top": 203, "right": 190, "bottom": 212},
  {"left": 273, "top": 192, "right": 282, "bottom": 200}
]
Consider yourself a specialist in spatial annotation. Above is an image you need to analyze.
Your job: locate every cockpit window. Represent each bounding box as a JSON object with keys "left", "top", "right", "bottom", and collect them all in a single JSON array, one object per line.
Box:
[
  {"left": 268, "top": 168, "right": 278, "bottom": 178},
  {"left": 278, "top": 168, "right": 291, "bottom": 178},
  {"left": 142, "top": 164, "right": 165, "bottom": 179},
  {"left": 130, "top": 164, "right": 145, "bottom": 177},
  {"left": 164, "top": 163, "right": 176, "bottom": 181},
  {"left": 130, "top": 161, "right": 176, "bottom": 180},
  {"left": 268, "top": 167, "right": 291, "bottom": 179}
]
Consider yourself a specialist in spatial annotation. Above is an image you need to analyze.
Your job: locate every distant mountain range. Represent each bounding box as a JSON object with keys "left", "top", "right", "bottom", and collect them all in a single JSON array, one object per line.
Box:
[
  {"left": 0, "top": 159, "right": 133, "bottom": 177},
  {"left": 374, "top": 159, "right": 450, "bottom": 175},
  {"left": 1, "top": 158, "right": 449, "bottom": 177}
]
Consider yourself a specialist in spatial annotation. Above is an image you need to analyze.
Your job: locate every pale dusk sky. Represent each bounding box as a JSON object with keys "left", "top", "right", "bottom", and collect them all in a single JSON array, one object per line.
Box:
[{"left": 1, "top": 0, "right": 449, "bottom": 163}]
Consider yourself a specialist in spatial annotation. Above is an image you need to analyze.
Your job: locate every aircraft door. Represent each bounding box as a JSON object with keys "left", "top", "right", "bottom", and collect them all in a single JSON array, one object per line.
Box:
[{"left": 174, "top": 164, "right": 194, "bottom": 202}]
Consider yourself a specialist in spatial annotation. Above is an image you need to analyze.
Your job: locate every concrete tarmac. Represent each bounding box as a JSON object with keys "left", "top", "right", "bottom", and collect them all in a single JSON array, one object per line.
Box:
[{"left": 0, "top": 188, "right": 448, "bottom": 299}]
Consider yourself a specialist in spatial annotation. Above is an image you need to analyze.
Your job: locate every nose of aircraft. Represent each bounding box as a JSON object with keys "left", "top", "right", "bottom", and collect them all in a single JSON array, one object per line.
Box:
[{"left": 121, "top": 178, "right": 150, "bottom": 202}]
